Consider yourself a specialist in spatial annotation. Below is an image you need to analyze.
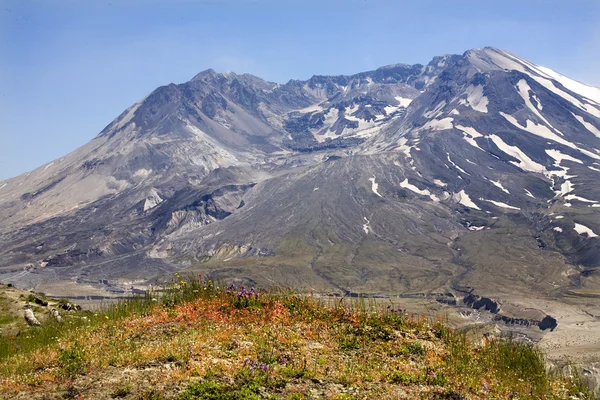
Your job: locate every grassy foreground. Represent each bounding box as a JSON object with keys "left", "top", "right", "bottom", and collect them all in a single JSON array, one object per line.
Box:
[{"left": 0, "top": 275, "right": 592, "bottom": 399}]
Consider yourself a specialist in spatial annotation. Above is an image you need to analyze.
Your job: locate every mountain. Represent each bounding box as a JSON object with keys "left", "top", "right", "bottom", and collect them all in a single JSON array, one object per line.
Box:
[{"left": 1, "top": 47, "right": 599, "bottom": 315}]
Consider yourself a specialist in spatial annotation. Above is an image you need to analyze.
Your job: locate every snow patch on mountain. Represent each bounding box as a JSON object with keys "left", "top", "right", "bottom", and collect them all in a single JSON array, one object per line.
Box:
[
  {"left": 462, "top": 85, "right": 489, "bottom": 113},
  {"left": 501, "top": 113, "right": 600, "bottom": 161},
  {"left": 481, "top": 199, "right": 520, "bottom": 210},
  {"left": 545, "top": 149, "right": 583, "bottom": 165},
  {"left": 446, "top": 153, "right": 470, "bottom": 175},
  {"left": 394, "top": 96, "right": 413, "bottom": 107},
  {"left": 362, "top": 217, "right": 371, "bottom": 234},
  {"left": 424, "top": 101, "right": 446, "bottom": 119},
  {"left": 422, "top": 118, "right": 454, "bottom": 131},
  {"left": 574, "top": 223, "right": 598, "bottom": 238},
  {"left": 516, "top": 80, "right": 558, "bottom": 132},
  {"left": 564, "top": 194, "right": 597, "bottom": 203},
  {"left": 527, "top": 74, "right": 600, "bottom": 119},
  {"left": 400, "top": 179, "right": 439, "bottom": 202},
  {"left": 558, "top": 180, "right": 574, "bottom": 197},
  {"left": 468, "top": 225, "right": 486, "bottom": 231},
  {"left": 454, "top": 190, "right": 480, "bottom": 210},
  {"left": 481, "top": 48, "right": 600, "bottom": 118},
  {"left": 573, "top": 113, "right": 600, "bottom": 138},
  {"left": 144, "top": 190, "right": 164, "bottom": 211},
  {"left": 456, "top": 125, "right": 485, "bottom": 151},
  {"left": 489, "top": 134, "right": 546, "bottom": 173},
  {"left": 369, "top": 177, "right": 382, "bottom": 197},
  {"left": 134, "top": 169, "right": 153, "bottom": 178},
  {"left": 487, "top": 179, "right": 510, "bottom": 194},
  {"left": 535, "top": 65, "right": 600, "bottom": 105}
]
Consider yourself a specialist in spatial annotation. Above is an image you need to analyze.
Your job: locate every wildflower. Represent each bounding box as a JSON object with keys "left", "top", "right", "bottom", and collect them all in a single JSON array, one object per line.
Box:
[
  {"left": 280, "top": 358, "right": 287, "bottom": 365},
  {"left": 259, "top": 363, "right": 268, "bottom": 372}
]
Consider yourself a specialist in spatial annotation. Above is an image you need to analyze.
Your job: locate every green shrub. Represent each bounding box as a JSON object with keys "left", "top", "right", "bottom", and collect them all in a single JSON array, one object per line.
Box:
[
  {"left": 137, "top": 389, "right": 165, "bottom": 400},
  {"left": 388, "top": 370, "right": 421, "bottom": 385},
  {"left": 406, "top": 341, "right": 425, "bottom": 356},
  {"left": 111, "top": 383, "right": 132, "bottom": 398},
  {"left": 338, "top": 334, "right": 360, "bottom": 351},
  {"left": 178, "top": 380, "right": 261, "bottom": 400},
  {"left": 59, "top": 341, "right": 86, "bottom": 375}
]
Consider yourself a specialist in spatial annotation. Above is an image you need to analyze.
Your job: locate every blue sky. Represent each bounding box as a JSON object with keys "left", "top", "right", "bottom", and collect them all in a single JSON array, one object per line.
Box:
[{"left": 1, "top": 0, "right": 599, "bottom": 179}]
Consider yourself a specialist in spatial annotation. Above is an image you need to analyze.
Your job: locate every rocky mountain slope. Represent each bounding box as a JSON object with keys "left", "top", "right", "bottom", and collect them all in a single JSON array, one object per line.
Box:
[{"left": 0, "top": 48, "right": 599, "bottom": 315}]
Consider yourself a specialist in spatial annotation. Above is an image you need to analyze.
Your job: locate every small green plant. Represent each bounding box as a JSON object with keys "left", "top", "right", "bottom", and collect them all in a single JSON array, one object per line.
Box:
[
  {"left": 331, "top": 395, "right": 354, "bottom": 400},
  {"left": 425, "top": 370, "right": 446, "bottom": 386},
  {"left": 405, "top": 341, "right": 425, "bottom": 356},
  {"left": 338, "top": 334, "right": 360, "bottom": 351},
  {"left": 59, "top": 341, "right": 86, "bottom": 375},
  {"left": 388, "top": 370, "right": 421, "bottom": 385},
  {"left": 178, "top": 380, "right": 261, "bottom": 400},
  {"left": 137, "top": 389, "right": 165, "bottom": 400},
  {"left": 112, "top": 383, "right": 132, "bottom": 398}
]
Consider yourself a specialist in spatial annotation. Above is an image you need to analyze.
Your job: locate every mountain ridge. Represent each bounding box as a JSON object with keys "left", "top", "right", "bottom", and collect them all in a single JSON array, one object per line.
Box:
[{"left": 0, "top": 47, "right": 599, "bottom": 307}]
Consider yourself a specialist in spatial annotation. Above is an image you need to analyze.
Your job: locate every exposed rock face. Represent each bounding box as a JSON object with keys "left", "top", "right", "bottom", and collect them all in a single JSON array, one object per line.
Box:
[
  {"left": 0, "top": 47, "right": 598, "bottom": 307},
  {"left": 463, "top": 294, "right": 559, "bottom": 331},
  {"left": 463, "top": 294, "right": 501, "bottom": 314}
]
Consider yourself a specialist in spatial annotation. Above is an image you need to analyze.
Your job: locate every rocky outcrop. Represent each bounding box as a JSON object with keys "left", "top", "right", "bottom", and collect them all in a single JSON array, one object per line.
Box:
[
  {"left": 463, "top": 294, "right": 501, "bottom": 313},
  {"left": 463, "top": 294, "right": 557, "bottom": 331}
]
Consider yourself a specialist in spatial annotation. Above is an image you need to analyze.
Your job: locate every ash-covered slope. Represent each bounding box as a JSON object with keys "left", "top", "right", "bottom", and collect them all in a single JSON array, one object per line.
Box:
[{"left": 0, "top": 47, "right": 599, "bottom": 304}]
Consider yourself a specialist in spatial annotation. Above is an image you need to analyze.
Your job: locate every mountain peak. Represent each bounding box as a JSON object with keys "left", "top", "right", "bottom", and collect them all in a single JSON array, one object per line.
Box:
[{"left": 191, "top": 68, "right": 223, "bottom": 82}]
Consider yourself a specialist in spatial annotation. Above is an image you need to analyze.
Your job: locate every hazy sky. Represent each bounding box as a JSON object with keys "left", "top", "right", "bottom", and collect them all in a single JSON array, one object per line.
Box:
[{"left": 1, "top": 0, "right": 599, "bottom": 179}]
